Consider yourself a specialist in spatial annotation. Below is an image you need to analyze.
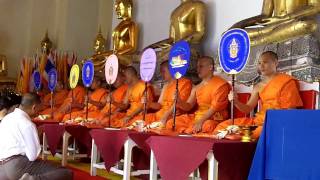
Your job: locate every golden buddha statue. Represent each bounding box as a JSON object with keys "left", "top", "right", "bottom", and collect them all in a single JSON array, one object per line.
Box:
[
  {"left": 0, "top": 55, "right": 7, "bottom": 77},
  {"left": 231, "top": 0, "right": 320, "bottom": 46},
  {"left": 0, "top": 54, "right": 16, "bottom": 89},
  {"left": 93, "top": 27, "right": 106, "bottom": 55},
  {"left": 146, "top": 0, "right": 206, "bottom": 60},
  {"left": 41, "top": 31, "right": 53, "bottom": 54},
  {"left": 92, "top": 0, "right": 138, "bottom": 71}
]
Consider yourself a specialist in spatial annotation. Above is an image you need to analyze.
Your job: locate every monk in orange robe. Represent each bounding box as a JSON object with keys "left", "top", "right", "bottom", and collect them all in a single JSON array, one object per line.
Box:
[
  {"left": 87, "top": 73, "right": 128, "bottom": 126},
  {"left": 130, "top": 61, "right": 192, "bottom": 128},
  {"left": 62, "top": 77, "right": 108, "bottom": 122},
  {"left": 52, "top": 85, "right": 86, "bottom": 122},
  {"left": 166, "top": 56, "right": 231, "bottom": 134},
  {"left": 101, "top": 66, "right": 155, "bottom": 128},
  {"left": 213, "top": 51, "right": 303, "bottom": 139},
  {"left": 39, "top": 81, "right": 68, "bottom": 115}
]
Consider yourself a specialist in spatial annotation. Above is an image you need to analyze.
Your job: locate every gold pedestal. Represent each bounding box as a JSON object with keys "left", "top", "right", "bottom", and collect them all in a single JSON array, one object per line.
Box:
[
  {"left": 240, "top": 125, "right": 257, "bottom": 142},
  {"left": 0, "top": 77, "right": 16, "bottom": 91}
]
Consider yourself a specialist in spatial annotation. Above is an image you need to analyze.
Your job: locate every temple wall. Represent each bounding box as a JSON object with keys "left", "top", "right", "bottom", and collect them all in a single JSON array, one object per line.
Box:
[{"left": 0, "top": 0, "right": 113, "bottom": 78}]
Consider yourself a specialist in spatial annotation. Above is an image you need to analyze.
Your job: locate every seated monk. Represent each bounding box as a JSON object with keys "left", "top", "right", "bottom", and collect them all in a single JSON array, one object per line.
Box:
[
  {"left": 38, "top": 81, "right": 68, "bottom": 115},
  {"left": 101, "top": 66, "right": 154, "bottom": 128},
  {"left": 62, "top": 77, "right": 108, "bottom": 122},
  {"left": 130, "top": 60, "right": 192, "bottom": 128},
  {"left": 166, "top": 56, "right": 231, "bottom": 134},
  {"left": 52, "top": 85, "right": 86, "bottom": 122},
  {"left": 213, "top": 51, "right": 303, "bottom": 139},
  {"left": 91, "top": 72, "right": 128, "bottom": 126}
]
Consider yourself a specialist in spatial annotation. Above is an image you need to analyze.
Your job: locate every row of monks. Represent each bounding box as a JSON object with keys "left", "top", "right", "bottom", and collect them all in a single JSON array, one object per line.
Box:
[{"left": 37, "top": 51, "right": 303, "bottom": 139}]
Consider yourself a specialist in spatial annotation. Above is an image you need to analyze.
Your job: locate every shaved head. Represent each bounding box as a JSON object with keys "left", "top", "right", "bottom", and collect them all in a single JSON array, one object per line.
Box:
[
  {"left": 160, "top": 60, "right": 172, "bottom": 81},
  {"left": 258, "top": 51, "right": 279, "bottom": 76},
  {"left": 124, "top": 66, "right": 138, "bottom": 76},
  {"left": 198, "top": 56, "right": 214, "bottom": 66},
  {"left": 260, "top": 51, "right": 278, "bottom": 62},
  {"left": 124, "top": 66, "right": 139, "bottom": 84},
  {"left": 197, "top": 56, "right": 214, "bottom": 79}
]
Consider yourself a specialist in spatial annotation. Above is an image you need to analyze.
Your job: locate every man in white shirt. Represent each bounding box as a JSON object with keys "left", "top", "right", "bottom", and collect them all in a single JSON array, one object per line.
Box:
[{"left": 0, "top": 93, "right": 72, "bottom": 180}]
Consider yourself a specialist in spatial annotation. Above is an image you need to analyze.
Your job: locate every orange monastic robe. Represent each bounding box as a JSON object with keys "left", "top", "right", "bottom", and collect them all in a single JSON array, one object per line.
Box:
[
  {"left": 213, "top": 73, "right": 303, "bottom": 138},
  {"left": 39, "top": 89, "right": 69, "bottom": 115},
  {"left": 166, "top": 76, "right": 231, "bottom": 134},
  {"left": 89, "top": 84, "right": 129, "bottom": 126},
  {"left": 62, "top": 88, "right": 108, "bottom": 121},
  {"left": 132, "top": 78, "right": 192, "bottom": 125},
  {"left": 103, "top": 81, "right": 154, "bottom": 128},
  {"left": 53, "top": 86, "right": 86, "bottom": 122}
]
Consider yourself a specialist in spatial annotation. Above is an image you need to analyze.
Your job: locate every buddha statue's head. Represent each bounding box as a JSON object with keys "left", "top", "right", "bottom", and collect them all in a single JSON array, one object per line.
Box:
[
  {"left": 115, "top": 0, "right": 133, "bottom": 20},
  {"left": 41, "top": 31, "right": 52, "bottom": 55},
  {"left": 93, "top": 27, "right": 106, "bottom": 54},
  {"left": 181, "top": 0, "right": 192, "bottom": 3}
]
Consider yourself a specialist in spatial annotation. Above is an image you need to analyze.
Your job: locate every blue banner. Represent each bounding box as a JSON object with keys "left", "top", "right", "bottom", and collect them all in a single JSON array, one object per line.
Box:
[
  {"left": 33, "top": 71, "right": 41, "bottom": 91},
  {"left": 219, "top": 29, "right": 250, "bottom": 74},
  {"left": 168, "top": 40, "right": 190, "bottom": 79},
  {"left": 82, "top": 60, "right": 94, "bottom": 87},
  {"left": 48, "top": 69, "right": 57, "bottom": 92}
]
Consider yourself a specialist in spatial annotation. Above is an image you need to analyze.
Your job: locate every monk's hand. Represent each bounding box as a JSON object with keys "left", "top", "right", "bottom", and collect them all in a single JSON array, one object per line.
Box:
[
  {"left": 84, "top": 95, "right": 89, "bottom": 105},
  {"left": 141, "top": 96, "right": 147, "bottom": 104},
  {"left": 228, "top": 91, "right": 238, "bottom": 103},
  {"left": 122, "top": 116, "right": 131, "bottom": 124},
  {"left": 175, "top": 93, "right": 183, "bottom": 106},
  {"left": 193, "top": 121, "right": 203, "bottom": 134},
  {"left": 159, "top": 118, "right": 167, "bottom": 128},
  {"left": 105, "top": 95, "right": 112, "bottom": 103}
]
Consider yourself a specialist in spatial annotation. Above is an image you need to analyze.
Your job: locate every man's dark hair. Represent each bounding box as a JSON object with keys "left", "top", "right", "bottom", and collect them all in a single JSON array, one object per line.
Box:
[
  {"left": 261, "top": 51, "right": 278, "bottom": 61},
  {"left": 0, "top": 96, "right": 10, "bottom": 110},
  {"left": 20, "top": 93, "right": 41, "bottom": 108}
]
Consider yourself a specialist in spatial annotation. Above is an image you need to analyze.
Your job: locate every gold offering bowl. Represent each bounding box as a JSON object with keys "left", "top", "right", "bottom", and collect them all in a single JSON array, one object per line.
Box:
[{"left": 239, "top": 125, "right": 258, "bottom": 142}]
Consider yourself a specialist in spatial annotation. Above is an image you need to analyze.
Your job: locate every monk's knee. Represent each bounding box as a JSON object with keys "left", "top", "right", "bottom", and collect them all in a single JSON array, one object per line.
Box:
[
  {"left": 202, "top": 120, "right": 218, "bottom": 133},
  {"left": 165, "top": 120, "right": 173, "bottom": 129}
]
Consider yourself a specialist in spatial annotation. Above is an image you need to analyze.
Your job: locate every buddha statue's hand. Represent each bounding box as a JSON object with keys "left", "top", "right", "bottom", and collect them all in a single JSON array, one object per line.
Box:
[
  {"left": 230, "top": 15, "right": 268, "bottom": 29},
  {"left": 145, "top": 38, "right": 173, "bottom": 50},
  {"left": 257, "top": 15, "right": 290, "bottom": 26}
]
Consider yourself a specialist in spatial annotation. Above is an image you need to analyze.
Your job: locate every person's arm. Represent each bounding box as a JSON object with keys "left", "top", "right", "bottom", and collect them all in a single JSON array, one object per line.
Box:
[
  {"left": 145, "top": 83, "right": 167, "bottom": 111},
  {"left": 159, "top": 79, "right": 193, "bottom": 124},
  {"left": 118, "top": 90, "right": 130, "bottom": 111},
  {"left": 176, "top": 86, "right": 196, "bottom": 112},
  {"left": 89, "top": 98, "right": 105, "bottom": 109},
  {"left": 21, "top": 124, "right": 41, "bottom": 161},
  {"left": 279, "top": 80, "right": 303, "bottom": 108},
  {"left": 231, "top": 85, "right": 260, "bottom": 114},
  {"left": 193, "top": 84, "right": 230, "bottom": 133}
]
